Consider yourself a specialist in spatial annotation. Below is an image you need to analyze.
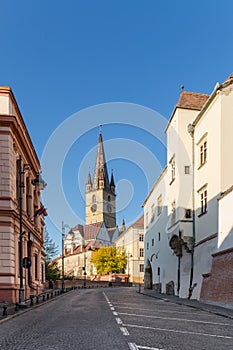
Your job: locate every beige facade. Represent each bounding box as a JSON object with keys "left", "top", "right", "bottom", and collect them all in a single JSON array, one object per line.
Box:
[
  {"left": 0, "top": 87, "right": 46, "bottom": 303},
  {"left": 115, "top": 216, "right": 144, "bottom": 284}
]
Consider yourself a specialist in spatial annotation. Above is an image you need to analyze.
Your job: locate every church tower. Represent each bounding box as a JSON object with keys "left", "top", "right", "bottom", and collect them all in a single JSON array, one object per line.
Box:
[{"left": 85, "top": 128, "right": 116, "bottom": 228}]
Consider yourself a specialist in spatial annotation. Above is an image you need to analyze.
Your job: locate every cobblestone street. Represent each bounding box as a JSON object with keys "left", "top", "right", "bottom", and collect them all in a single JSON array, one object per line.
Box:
[{"left": 1, "top": 287, "right": 233, "bottom": 350}]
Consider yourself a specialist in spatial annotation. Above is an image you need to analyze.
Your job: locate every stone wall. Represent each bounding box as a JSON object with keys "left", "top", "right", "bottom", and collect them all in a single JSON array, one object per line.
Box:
[{"left": 200, "top": 248, "right": 233, "bottom": 304}]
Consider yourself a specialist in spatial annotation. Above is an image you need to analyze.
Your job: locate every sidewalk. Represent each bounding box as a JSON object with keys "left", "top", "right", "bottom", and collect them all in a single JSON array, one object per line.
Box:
[{"left": 139, "top": 288, "right": 233, "bottom": 319}]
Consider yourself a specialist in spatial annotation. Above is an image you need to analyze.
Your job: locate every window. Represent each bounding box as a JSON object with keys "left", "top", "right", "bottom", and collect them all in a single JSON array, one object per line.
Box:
[
  {"left": 92, "top": 194, "right": 96, "bottom": 203},
  {"left": 26, "top": 177, "right": 30, "bottom": 216},
  {"left": 139, "top": 264, "right": 144, "bottom": 273},
  {"left": 16, "top": 159, "right": 21, "bottom": 205},
  {"left": 108, "top": 195, "right": 111, "bottom": 202},
  {"left": 152, "top": 238, "right": 154, "bottom": 246},
  {"left": 34, "top": 254, "right": 38, "bottom": 280},
  {"left": 157, "top": 267, "right": 160, "bottom": 276},
  {"left": 198, "top": 135, "right": 207, "bottom": 167},
  {"left": 169, "top": 156, "right": 175, "bottom": 184},
  {"left": 199, "top": 186, "right": 207, "bottom": 215},
  {"left": 157, "top": 195, "right": 162, "bottom": 216},
  {"left": 151, "top": 204, "right": 155, "bottom": 222},
  {"left": 185, "top": 166, "right": 190, "bottom": 174},
  {"left": 158, "top": 232, "right": 161, "bottom": 241},
  {"left": 147, "top": 242, "right": 149, "bottom": 250},
  {"left": 139, "top": 248, "right": 144, "bottom": 257},
  {"left": 139, "top": 234, "right": 144, "bottom": 242},
  {"left": 185, "top": 209, "right": 192, "bottom": 219}
]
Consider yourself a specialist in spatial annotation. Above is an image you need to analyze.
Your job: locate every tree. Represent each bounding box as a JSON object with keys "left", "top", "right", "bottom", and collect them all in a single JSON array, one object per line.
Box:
[
  {"left": 44, "top": 226, "right": 59, "bottom": 262},
  {"left": 44, "top": 227, "right": 60, "bottom": 281},
  {"left": 91, "top": 246, "right": 127, "bottom": 275}
]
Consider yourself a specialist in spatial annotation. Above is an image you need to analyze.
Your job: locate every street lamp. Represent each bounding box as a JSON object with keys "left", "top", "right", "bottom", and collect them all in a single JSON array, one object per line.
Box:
[
  {"left": 61, "top": 221, "right": 70, "bottom": 293},
  {"left": 18, "top": 157, "right": 46, "bottom": 304},
  {"left": 126, "top": 252, "right": 132, "bottom": 286},
  {"left": 187, "top": 123, "right": 196, "bottom": 299}
]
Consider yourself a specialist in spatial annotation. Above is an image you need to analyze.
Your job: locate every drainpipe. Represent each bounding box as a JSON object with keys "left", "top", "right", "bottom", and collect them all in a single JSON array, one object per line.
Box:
[{"left": 187, "top": 123, "right": 196, "bottom": 299}]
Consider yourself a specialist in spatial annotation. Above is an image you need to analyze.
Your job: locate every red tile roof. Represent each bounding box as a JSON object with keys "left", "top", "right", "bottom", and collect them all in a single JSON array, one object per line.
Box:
[
  {"left": 83, "top": 222, "right": 103, "bottom": 240},
  {"left": 177, "top": 91, "right": 209, "bottom": 110}
]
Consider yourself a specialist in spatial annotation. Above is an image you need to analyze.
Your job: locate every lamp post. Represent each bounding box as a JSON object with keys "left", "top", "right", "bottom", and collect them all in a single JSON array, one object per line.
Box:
[
  {"left": 127, "top": 252, "right": 132, "bottom": 286},
  {"left": 19, "top": 157, "right": 24, "bottom": 304},
  {"left": 83, "top": 249, "right": 87, "bottom": 288},
  {"left": 18, "top": 157, "right": 47, "bottom": 304},
  {"left": 187, "top": 123, "right": 196, "bottom": 299}
]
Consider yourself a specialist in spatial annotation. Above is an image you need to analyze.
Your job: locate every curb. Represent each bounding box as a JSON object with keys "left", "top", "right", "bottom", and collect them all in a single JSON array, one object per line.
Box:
[{"left": 0, "top": 289, "right": 75, "bottom": 325}]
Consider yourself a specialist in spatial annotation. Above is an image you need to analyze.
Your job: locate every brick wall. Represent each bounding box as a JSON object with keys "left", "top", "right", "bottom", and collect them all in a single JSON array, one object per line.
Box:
[{"left": 200, "top": 248, "right": 233, "bottom": 304}]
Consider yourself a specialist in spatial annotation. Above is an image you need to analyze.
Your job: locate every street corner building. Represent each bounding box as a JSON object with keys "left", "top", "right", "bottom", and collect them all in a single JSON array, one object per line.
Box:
[{"left": 0, "top": 86, "right": 47, "bottom": 303}]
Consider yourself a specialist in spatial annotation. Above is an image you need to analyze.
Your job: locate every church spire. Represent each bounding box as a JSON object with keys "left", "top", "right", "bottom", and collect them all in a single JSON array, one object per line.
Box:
[
  {"left": 86, "top": 170, "right": 92, "bottom": 192},
  {"left": 93, "top": 126, "right": 110, "bottom": 190},
  {"left": 110, "top": 171, "right": 115, "bottom": 193}
]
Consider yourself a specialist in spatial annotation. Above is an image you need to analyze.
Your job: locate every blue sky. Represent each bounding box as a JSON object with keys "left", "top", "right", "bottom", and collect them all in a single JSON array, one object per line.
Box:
[{"left": 1, "top": 1, "right": 233, "bottom": 250}]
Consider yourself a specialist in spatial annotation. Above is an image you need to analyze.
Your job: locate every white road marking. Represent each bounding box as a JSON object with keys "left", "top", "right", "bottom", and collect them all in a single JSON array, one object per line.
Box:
[
  {"left": 109, "top": 303, "right": 113, "bottom": 307},
  {"left": 124, "top": 323, "right": 233, "bottom": 339},
  {"left": 111, "top": 307, "right": 115, "bottom": 311},
  {"left": 113, "top": 311, "right": 118, "bottom": 316},
  {"left": 118, "top": 312, "right": 233, "bottom": 326},
  {"left": 128, "top": 344, "right": 164, "bottom": 350},
  {"left": 103, "top": 292, "right": 109, "bottom": 302},
  {"left": 115, "top": 305, "right": 207, "bottom": 316},
  {"left": 120, "top": 326, "right": 130, "bottom": 336},
  {"left": 116, "top": 317, "right": 123, "bottom": 324}
]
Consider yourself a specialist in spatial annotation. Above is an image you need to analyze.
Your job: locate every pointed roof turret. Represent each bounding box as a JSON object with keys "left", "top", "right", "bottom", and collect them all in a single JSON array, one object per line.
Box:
[
  {"left": 93, "top": 126, "right": 110, "bottom": 190},
  {"left": 86, "top": 170, "right": 92, "bottom": 185},
  {"left": 110, "top": 171, "right": 115, "bottom": 193},
  {"left": 120, "top": 218, "right": 126, "bottom": 233}
]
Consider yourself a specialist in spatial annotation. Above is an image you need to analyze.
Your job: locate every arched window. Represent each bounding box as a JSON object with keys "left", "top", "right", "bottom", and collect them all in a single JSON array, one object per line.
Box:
[
  {"left": 92, "top": 194, "right": 96, "bottom": 203},
  {"left": 108, "top": 195, "right": 111, "bottom": 202}
]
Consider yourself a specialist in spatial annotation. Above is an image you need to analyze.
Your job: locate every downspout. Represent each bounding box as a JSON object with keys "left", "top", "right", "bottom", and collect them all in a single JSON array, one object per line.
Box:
[{"left": 187, "top": 123, "right": 196, "bottom": 299}]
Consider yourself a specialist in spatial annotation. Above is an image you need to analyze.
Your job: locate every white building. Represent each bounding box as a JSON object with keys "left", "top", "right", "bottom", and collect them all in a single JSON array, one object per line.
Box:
[
  {"left": 115, "top": 215, "right": 144, "bottom": 284},
  {"left": 143, "top": 73, "right": 233, "bottom": 303}
]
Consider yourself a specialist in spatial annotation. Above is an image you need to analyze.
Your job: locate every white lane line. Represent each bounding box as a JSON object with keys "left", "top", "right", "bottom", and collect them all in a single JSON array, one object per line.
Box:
[
  {"left": 113, "top": 311, "right": 118, "bottom": 316},
  {"left": 111, "top": 307, "right": 115, "bottom": 311},
  {"left": 115, "top": 305, "right": 207, "bottom": 316},
  {"left": 103, "top": 292, "right": 109, "bottom": 302},
  {"left": 124, "top": 323, "right": 233, "bottom": 339},
  {"left": 116, "top": 317, "right": 123, "bottom": 324},
  {"left": 109, "top": 303, "right": 113, "bottom": 307},
  {"left": 138, "top": 346, "right": 164, "bottom": 350},
  {"left": 120, "top": 326, "right": 130, "bottom": 336},
  {"left": 118, "top": 312, "right": 233, "bottom": 326},
  {"left": 128, "top": 344, "right": 164, "bottom": 350}
]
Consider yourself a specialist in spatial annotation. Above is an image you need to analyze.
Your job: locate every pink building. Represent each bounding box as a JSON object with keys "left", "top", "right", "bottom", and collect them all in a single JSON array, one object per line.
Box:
[{"left": 0, "top": 86, "right": 47, "bottom": 303}]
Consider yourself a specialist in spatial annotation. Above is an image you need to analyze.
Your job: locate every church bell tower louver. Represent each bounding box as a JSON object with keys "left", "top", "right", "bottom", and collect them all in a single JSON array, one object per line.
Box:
[{"left": 85, "top": 128, "right": 116, "bottom": 228}]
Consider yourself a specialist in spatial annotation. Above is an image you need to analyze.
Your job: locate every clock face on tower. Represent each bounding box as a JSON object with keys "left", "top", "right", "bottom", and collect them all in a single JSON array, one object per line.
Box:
[{"left": 91, "top": 204, "right": 97, "bottom": 212}]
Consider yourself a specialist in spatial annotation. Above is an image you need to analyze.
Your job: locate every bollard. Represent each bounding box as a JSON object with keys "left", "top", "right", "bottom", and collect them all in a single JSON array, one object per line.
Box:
[
  {"left": 42, "top": 294, "right": 45, "bottom": 302},
  {"left": 15, "top": 302, "right": 19, "bottom": 312},
  {"left": 30, "top": 296, "right": 34, "bottom": 306},
  {"left": 2, "top": 304, "right": 7, "bottom": 317},
  {"left": 47, "top": 293, "right": 49, "bottom": 300},
  {"left": 51, "top": 292, "right": 53, "bottom": 298},
  {"left": 36, "top": 296, "right": 39, "bottom": 304}
]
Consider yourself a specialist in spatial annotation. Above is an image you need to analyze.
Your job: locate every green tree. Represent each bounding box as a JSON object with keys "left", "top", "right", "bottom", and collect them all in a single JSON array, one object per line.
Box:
[
  {"left": 91, "top": 246, "right": 127, "bottom": 275},
  {"left": 44, "top": 227, "right": 60, "bottom": 281}
]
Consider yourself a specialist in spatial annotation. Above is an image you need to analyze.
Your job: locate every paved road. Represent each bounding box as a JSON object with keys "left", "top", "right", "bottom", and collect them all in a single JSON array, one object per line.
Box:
[{"left": 0, "top": 287, "right": 233, "bottom": 350}]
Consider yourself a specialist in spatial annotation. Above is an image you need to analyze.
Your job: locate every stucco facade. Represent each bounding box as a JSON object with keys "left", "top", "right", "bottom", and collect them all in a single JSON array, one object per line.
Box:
[
  {"left": 143, "top": 73, "right": 233, "bottom": 302},
  {"left": 0, "top": 87, "right": 46, "bottom": 303}
]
